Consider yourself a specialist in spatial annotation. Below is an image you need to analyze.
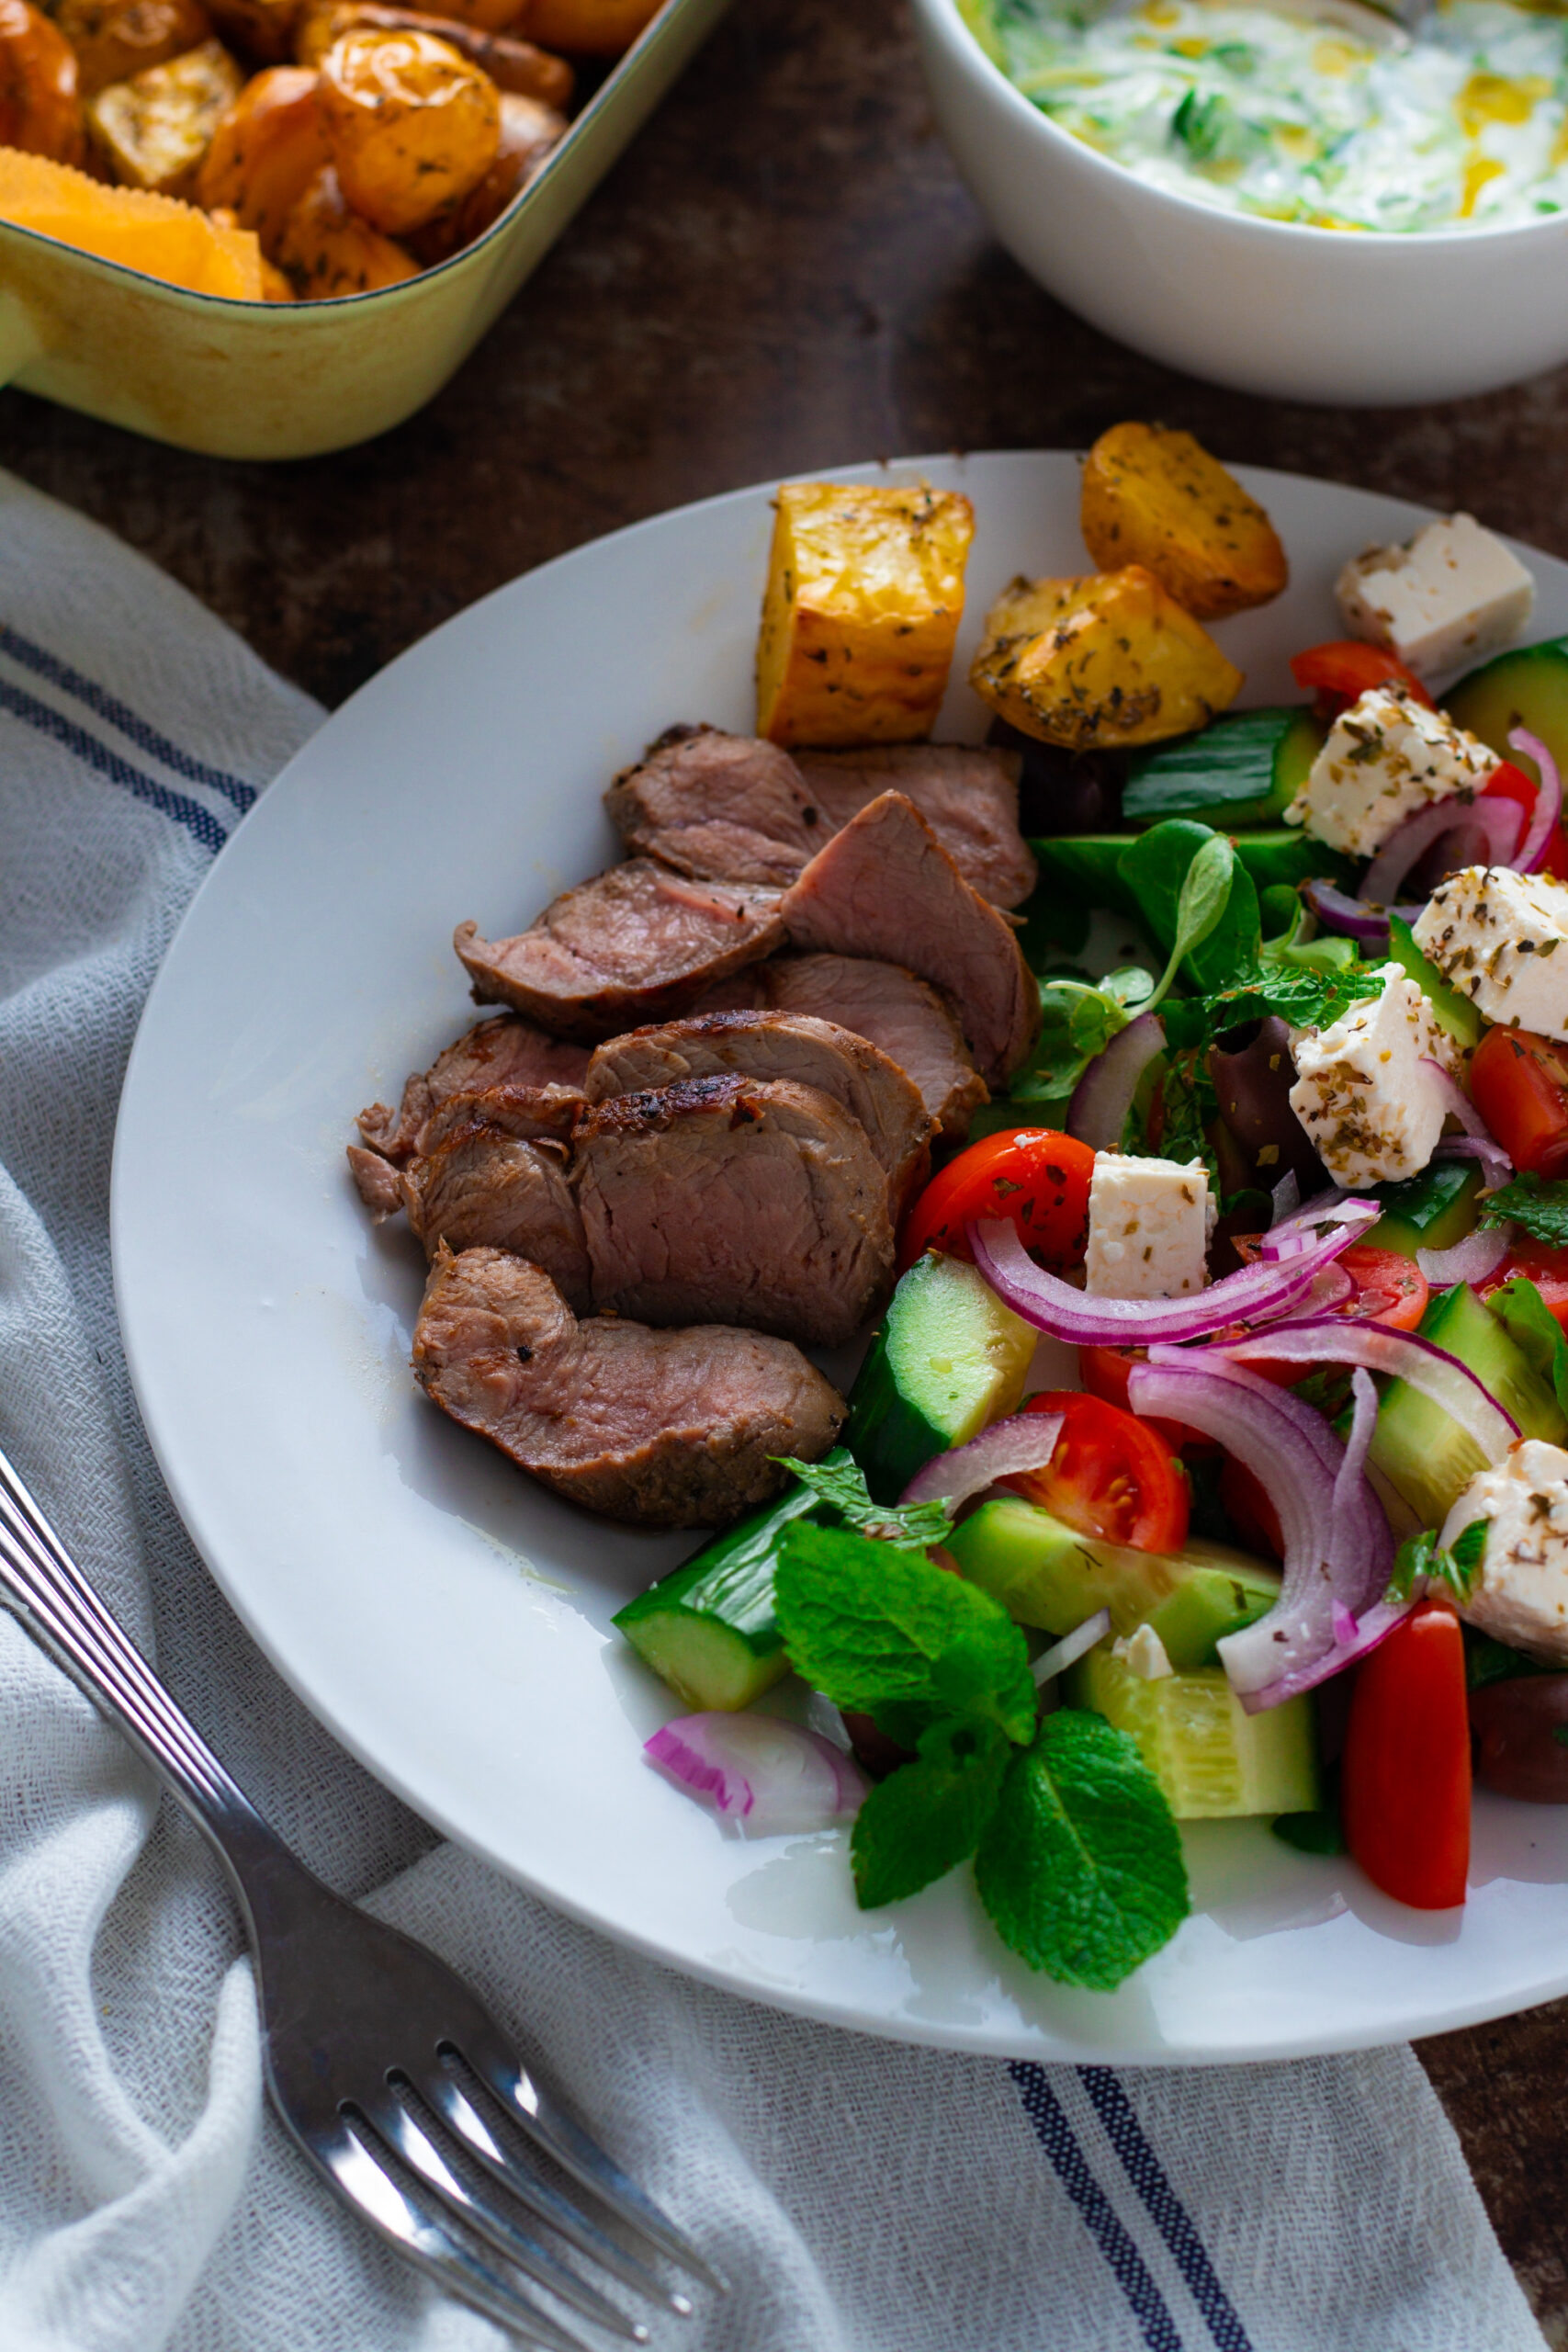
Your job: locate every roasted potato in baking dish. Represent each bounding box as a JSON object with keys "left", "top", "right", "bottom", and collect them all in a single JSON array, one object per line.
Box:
[
  {"left": 316, "top": 24, "right": 497, "bottom": 233},
  {"left": 970, "top": 564, "right": 1244, "bottom": 751},
  {"left": 59, "top": 0, "right": 212, "bottom": 96},
  {"left": 296, "top": 0, "right": 571, "bottom": 102},
  {"left": 196, "top": 61, "right": 325, "bottom": 249},
  {"left": 276, "top": 153, "right": 413, "bottom": 284},
  {"left": 1080, "top": 423, "right": 1288, "bottom": 620},
  {"left": 86, "top": 35, "right": 242, "bottom": 193},
  {"left": 0, "top": 0, "right": 85, "bottom": 162}
]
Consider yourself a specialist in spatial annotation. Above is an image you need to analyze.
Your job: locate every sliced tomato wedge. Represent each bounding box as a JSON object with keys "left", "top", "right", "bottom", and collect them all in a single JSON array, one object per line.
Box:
[
  {"left": 1342, "top": 1600, "right": 1471, "bottom": 1910},
  {"left": 1001, "top": 1390, "right": 1189, "bottom": 1553},
  {"left": 1480, "top": 759, "right": 1568, "bottom": 881},
  {"left": 897, "top": 1128, "right": 1095, "bottom": 1276},
  {"left": 1290, "top": 639, "right": 1435, "bottom": 723},
  {"left": 1479, "top": 1238, "right": 1568, "bottom": 1331},
  {"left": 1470, "top": 1025, "right": 1568, "bottom": 1179},
  {"left": 1077, "top": 1343, "right": 1213, "bottom": 1452}
]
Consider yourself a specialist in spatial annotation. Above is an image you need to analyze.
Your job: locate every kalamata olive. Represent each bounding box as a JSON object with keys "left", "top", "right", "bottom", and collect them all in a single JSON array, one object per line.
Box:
[
  {"left": 1470, "top": 1674, "right": 1568, "bottom": 1802},
  {"left": 986, "top": 717, "right": 1125, "bottom": 837},
  {"left": 1207, "top": 1015, "right": 1324, "bottom": 1193}
]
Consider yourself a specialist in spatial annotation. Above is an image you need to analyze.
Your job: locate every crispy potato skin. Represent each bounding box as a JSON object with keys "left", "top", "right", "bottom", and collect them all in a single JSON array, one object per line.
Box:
[
  {"left": 1080, "top": 422, "right": 1288, "bottom": 620},
  {"left": 86, "top": 34, "right": 243, "bottom": 193},
  {"left": 276, "top": 153, "right": 416, "bottom": 287},
  {"left": 0, "top": 0, "right": 85, "bottom": 162},
  {"left": 196, "top": 62, "right": 325, "bottom": 250},
  {"left": 59, "top": 0, "right": 211, "bottom": 95},
  {"left": 970, "top": 564, "right": 1244, "bottom": 751},
  {"left": 404, "top": 82, "right": 559, "bottom": 257},
  {"left": 516, "top": 0, "right": 655, "bottom": 54},
  {"left": 317, "top": 24, "right": 498, "bottom": 233},
  {"left": 296, "top": 0, "right": 569, "bottom": 102},
  {"left": 756, "top": 481, "right": 975, "bottom": 750}
]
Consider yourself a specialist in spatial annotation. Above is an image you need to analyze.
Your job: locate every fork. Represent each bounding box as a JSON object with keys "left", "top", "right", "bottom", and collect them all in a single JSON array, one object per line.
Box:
[{"left": 0, "top": 1440, "right": 723, "bottom": 2348}]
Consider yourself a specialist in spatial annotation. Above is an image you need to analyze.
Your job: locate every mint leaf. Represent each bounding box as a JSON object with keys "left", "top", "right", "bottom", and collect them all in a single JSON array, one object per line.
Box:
[
  {"left": 1482, "top": 1173, "right": 1568, "bottom": 1251},
  {"left": 775, "top": 1455, "right": 954, "bottom": 1552},
  {"left": 1386, "top": 1518, "right": 1487, "bottom": 1605},
  {"left": 1162, "top": 958, "right": 1382, "bottom": 1056},
  {"left": 973, "top": 1709, "right": 1190, "bottom": 1990},
  {"left": 850, "top": 1719, "right": 1010, "bottom": 1907},
  {"left": 774, "top": 1523, "right": 1037, "bottom": 1744},
  {"left": 1485, "top": 1273, "right": 1568, "bottom": 1421}
]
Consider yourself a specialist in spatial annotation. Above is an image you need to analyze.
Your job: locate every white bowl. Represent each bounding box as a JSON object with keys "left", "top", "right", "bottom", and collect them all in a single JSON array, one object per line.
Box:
[{"left": 911, "top": 0, "right": 1568, "bottom": 405}]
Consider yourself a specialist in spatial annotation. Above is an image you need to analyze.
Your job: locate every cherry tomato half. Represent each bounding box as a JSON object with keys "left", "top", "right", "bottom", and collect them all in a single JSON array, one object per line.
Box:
[
  {"left": 1290, "top": 639, "right": 1435, "bottom": 724},
  {"left": 1479, "top": 1238, "right": 1568, "bottom": 1332},
  {"left": 897, "top": 1128, "right": 1095, "bottom": 1276},
  {"left": 1077, "top": 1344, "right": 1213, "bottom": 1452},
  {"left": 1470, "top": 1025, "right": 1568, "bottom": 1179},
  {"left": 1002, "top": 1390, "right": 1190, "bottom": 1553},
  {"left": 1482, "top": 759, "right": 1568, "bottom": 881},
  {"left": 1342, "top": 1600, "right": 1471, "bottom": 1910}
]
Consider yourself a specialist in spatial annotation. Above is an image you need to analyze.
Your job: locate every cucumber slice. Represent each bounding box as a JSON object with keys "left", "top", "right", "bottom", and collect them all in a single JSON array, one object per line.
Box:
[
  {"left": 1066, "top": 1645, "right": 1319, "bottom": 1818},
  {"left": 1444, "top": 635, "right": 1568, "bottom": 792},
  {"left": 846, "top": 1253, "right": 1036, "bottom": 1503},
  {"left": 1230, "top": 828, "right": 1359, "bottom": 895},
  {"left": 1369, "top": 1281, "right": 1568, "bottom": 1528},
  {"left": 613, "top": 1454, "right": 852, "bottom": 1710},
  {"left": 1123, "top": 707, "right": 1323, "bottom": 831},
  {"left": 1387, "top": 911, "right": 1483, "bottom": 1051},
  {"left": 944, "top": 1495, "right": 1279, "bottom": 1668},
  {"left": 1364, "top": 1159, "right": 1483, "bottom": 1259}
]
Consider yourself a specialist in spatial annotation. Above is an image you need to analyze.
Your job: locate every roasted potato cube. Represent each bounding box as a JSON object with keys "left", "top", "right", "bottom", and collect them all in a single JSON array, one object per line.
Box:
[
  {"left": 405, "top": 85, "right": 560, "bottom": 258},
  {"left": 756, "top": 481, "right": 975, "bottom": 749},
  {"left": 1080, "top": 423, "right": 1288, "bottom": 620},
  {"left": 85, "top": 36, "right": 242, "bottom": 191},
  {"left": 296, "top": 0, "right": 570, "bottom": 103},
  {"left": 58, "top": 0, "right": 211, "bottom": 94},
  {"left": 0, "top": 0, "right": 85, "bottom": 163},
  {"left": 276, "top": 155, "right": 417, "bottom": 289},
  {"left": 971, "top": 565, "right": 1244, "bottom": 752},
  {"left": 517, "top": 0, "right": 657, "bottom": 55},
  {"left": 317, "top": 24, "right": 498, "bottom": 233},
  {"left": 203, "top": 0, "right": 300, "bottom": 62},
  {"left": 196, "top": 62, "right": 326, "bottom": 252}
]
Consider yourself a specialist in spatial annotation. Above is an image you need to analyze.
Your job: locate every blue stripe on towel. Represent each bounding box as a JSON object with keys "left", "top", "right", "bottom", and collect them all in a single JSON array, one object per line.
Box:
[
  {"left": 0, "top": 623, "right": 256, "bottom": 811},
  {"left": 0, "top": 678, "right": 228, "bottom": 854},
  {"left": 1079, "top": 2069, "right": 1255, "bottom": 2352},
  {"left": 1009, "top": 2062, "right": 1186, "bottom": 2351}
]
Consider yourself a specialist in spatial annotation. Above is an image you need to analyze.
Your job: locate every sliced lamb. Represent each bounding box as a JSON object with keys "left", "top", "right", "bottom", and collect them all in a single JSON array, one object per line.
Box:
[
  {"left": 604, "top": 726, "right": 816, "bottom": 888},
  {"left": 347, "top": 1145, "right": 405, "bottom": 1220},
  {"left": 793, "top": 744, "right": 1036, "bottom": 909},
  {"left": 356, "top": 1012, "right": 590, "bottom": 1165},
  {"left": 575, "top": 1072, "right": 895, "bottom": 1349},
  {"left": 777, "top": 792, "right": 1040, "bottom": 1088},
  {"left": 455, "top": 860, "right": 784, "bottom": 1044},
  {"left": 583, "top": 1011, "right": 934, "bottom": 1218},
  {"left": 400, "top": 1088, "right": 591, "bottom": 1311},
  {"left": 412, "top": 1244, "right": 845, "bottom": 1528}
]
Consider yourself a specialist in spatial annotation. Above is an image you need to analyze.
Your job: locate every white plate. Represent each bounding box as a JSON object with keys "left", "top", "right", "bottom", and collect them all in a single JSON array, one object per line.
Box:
[{"left": 113, "top": 452, "right": 1568, "bottom": 2064}]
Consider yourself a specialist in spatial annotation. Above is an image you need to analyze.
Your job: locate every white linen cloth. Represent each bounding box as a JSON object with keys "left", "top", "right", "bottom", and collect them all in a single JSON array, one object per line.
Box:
[{"left": 0, "top": 462, "right": 1546, "bottom": 2352}]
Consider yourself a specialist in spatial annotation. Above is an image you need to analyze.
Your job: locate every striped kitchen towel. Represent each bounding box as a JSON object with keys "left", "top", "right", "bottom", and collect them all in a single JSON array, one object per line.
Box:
[{"left": 0, "top": 463, "right": 1546, "bottom": 2352}]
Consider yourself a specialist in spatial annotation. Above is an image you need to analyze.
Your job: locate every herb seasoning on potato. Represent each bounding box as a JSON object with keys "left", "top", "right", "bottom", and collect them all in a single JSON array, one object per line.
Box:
[{"left": 1081, "top": 423, "right": 1289, "bottom": 621}]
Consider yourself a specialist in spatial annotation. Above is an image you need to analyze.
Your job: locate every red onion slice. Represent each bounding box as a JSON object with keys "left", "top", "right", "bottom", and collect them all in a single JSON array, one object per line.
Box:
[
  {"left": 899, "top": 1411, "right": 1064, "bottom": 1511},
  {"left": 1031, "top": 1607, "right": 1111, "bottom": 1690},
  {"left": 1067, "top": 1012, "right": 1166, "bottom": 1151},
  {"left": 1421, "top": 1058, "right": 1513, "bottom": 1188},
  {"left": 1257, "top": 1189, "right": 1368, "bottom": 1261},
  {"left": 646, "top": 1713, "right": 868, "bottom": 1834},
  {"left": 1240, "top": 1598, "right": 1410, "bottom": 1713},
  {"left": 1214, "top": 1314, "right": 1519, "bottom": 1463},
  {"left": 1510, "top": 728, "right": 1562, "bottom": 873},
  {"left": 1360, "top": 793, "right": 1520, "bottom": 907},
  {"left": 1304, "top": 878, "right": 1421, "bottom": 940},
  {"left": 1416, "top": 1225, "right": 1513, "bottom": 1285},
  {"left": 968, "top": 1205, "right": 1376, "bottom": 1348}
]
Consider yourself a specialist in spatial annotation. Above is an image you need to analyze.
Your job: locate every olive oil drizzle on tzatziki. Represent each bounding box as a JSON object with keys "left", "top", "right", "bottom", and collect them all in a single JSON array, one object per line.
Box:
[{"left": 964, "top": 0, "right": 1568, "bottom": 231}]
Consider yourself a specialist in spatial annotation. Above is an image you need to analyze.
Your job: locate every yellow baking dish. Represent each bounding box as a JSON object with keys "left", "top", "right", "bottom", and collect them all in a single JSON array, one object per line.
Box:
[{"left": 0, "top": 0, "right": 728, "bottom": 459}]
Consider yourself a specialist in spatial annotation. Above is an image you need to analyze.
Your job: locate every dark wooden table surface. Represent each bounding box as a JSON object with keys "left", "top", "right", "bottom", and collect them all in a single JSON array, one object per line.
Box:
[{"left": 7, "top": 0, "right": 1567, "bottom": 2329}]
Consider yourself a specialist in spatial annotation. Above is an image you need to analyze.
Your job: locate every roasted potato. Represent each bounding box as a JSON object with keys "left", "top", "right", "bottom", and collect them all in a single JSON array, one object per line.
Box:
[
  {"left": 756, "top": 481, "right": 976, "bottom": 749},
  {"left": 86, "top": 35, "right": 242, "bottom": 192},
  {"left": 296, "top": 0, "right": 570, "bottom": 103},
  {"left": 202, "top": 0, "right": 300, "bottom": 62},
  {"left": 970, "top": 565, "right": 1244, "bottom": 751},
  {"left": 0, "top": 0, "right": 85, "bottom": 163},
  {"left": 516, "top": 0, "right": 656, "bottom": 55},
  {"left": 58, "top": 0, "right": 211, "bottom": 95},
  {"left": 405, "top": 84, "right": 559, "bottom": 257},
  {"left": 1080, "top": 423, "right": 1289, "bottom": 620},
  {"left": 196, "top": 62, "right": 326, "bottom": 251},
  {"left": 276, "top": 155, "right": 417, "bottom": 288},
  {"left": 316, "top": 25, "right": 498, "bottom": 233},
  {"left": 387, "top": 0, "right": 521, "bottom": 29}
]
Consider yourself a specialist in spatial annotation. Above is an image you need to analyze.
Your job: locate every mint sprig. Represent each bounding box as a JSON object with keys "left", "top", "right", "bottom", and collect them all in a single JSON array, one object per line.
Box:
[
  {"left": 1386, "top": 1517, "right": 1487, "bottom": 1606},
  {"left": 1482, "top": 1172, "right": 1568, "bottom": 1252},
  {"left": 775, "top": 1454, "right": 954, "bottom": 1552},
  {"left": 851, "top": 1720, "right": 1010, "bottom": 1908},
  {"left": 1162, "top": 959, "right": 1383, "bottom": 1055}
]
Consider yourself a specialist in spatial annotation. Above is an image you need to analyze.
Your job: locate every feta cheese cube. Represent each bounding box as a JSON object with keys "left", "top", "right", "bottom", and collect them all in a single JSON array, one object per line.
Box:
[
  {"left": 1084, "top": 1152, "right": 1213, "bottom": 1299},
  {"left": 1282, "top": 684, "right": 1499, "bottom": 860},
  {"left": 1287, "top": 961, "right": 1455, "bottom": 1187},
  {"left": 1440, "top": 1438, "right": 1568, "bottom": 1664},
  {"left": 1111, "top": 1625, "right": 1174, "bottom": 1679},
  {"left": 1336, "top": 513, "right": 1535, "bottom": 684},
  {"left": 1413, "top": 864, "right": 1568, "bottom": 1042}
]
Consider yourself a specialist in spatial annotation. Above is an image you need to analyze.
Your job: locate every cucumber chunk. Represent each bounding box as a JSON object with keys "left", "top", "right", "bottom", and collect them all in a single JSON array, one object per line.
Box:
[
  {"left": 846, "top": 1253, "right": 1037, "bottom": 1503},
  {"left": 1369, "top": 1281, "right": 1568, "bottom": 1528},
  {"left": 1387, "top": 910, "right": 1483, "bottom": 1051},
  {"left": 1364, "top": 1159, "right": 1483, "bottom": 1259},
  {"left": 1444, "top": 635, "right": 1568, "bottom": 794},
  {"left": 1066, "top": 1644, "right": 1319, "bottom": 1818},
  {"left": 944, "top": 1494, "right": 1279, "bottom": 1668},
  {"left": 1123, "top": 707, "right": 1323, "bottom": 832}
]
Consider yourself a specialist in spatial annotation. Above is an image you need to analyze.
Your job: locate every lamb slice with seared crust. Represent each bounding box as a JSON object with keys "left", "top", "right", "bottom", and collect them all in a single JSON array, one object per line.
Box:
[
  {"left": 412, "top": 1244, "right": 844, "bottom": 1528},
  {"left": 778, "top": 792, "right": 1040, "bottom": 1088},
  {"left": 399, "top": 1088, "right": 591, "bottom": 1311},
  {"left": 759, "top": 953, "right": 988, "bottom": 1142},
  {"left": 456, "top": 860, "right": 784, "bottom": 1044},
  {"left": 793, "top": 744, "right": 1036, "bottom": 909},
  {"left": 575, "top": 1072, "right": 895, "bottom": 1349},
  {"left": 583, "top": 1010, "right": 933, "bottom": 1218},
  {"left": 356, "top": 1012, "right": 590, "bottom": 1166},
  {"left": 604, "top": 726, "right": 817, "bottom": 888}
]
